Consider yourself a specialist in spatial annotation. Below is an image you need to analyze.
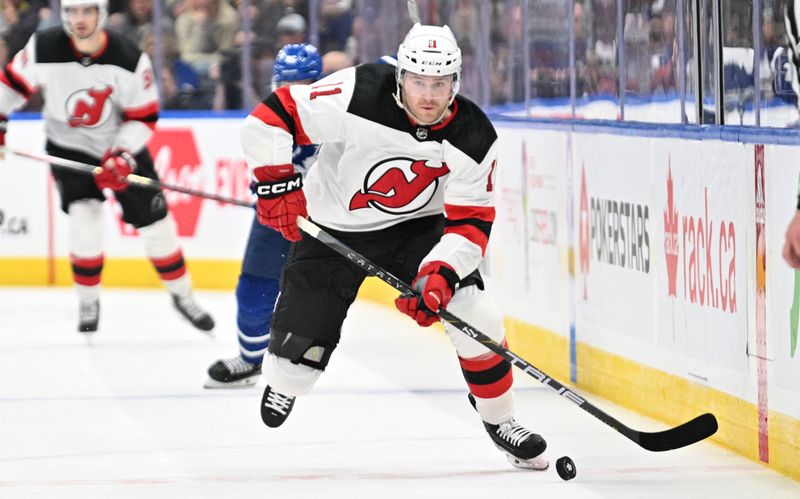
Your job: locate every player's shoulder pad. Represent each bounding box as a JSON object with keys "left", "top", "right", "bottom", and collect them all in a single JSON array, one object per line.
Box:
[
  {"left": 34, "top": 26, "right": 72, "bottom": 64},
  {"left": 346, "top": 63, "right": 397, "bottom": 119},
  {"left": 94, "top": 31, "right": 142, "bottom": 73},
  {"left": 448, "top": 95, "right": 498, "bottom": 165}
]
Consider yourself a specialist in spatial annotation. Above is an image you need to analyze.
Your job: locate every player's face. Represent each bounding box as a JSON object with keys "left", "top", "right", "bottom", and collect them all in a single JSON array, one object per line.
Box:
[
  {"left": 401, "top": 72, "right": 454, "bottom": 124},
  {"left": 65, "top": 5, "right": 100, "bottom": 39}
]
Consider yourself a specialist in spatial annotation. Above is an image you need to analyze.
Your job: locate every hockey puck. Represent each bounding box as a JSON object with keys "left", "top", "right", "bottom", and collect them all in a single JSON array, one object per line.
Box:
[{"left": 555, "top": 456, "right": 577, "bottom": 481}]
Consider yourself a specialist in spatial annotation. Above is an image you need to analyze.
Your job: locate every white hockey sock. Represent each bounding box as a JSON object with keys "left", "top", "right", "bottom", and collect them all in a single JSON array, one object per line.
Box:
[
  {"left": 473, "top": 390, "right": 515, "bottom": 425},
  {"left": 138, "top": 216, "right": 192, "bottom": 297},
  {"left": 75, "top": 283, "right": 101, "bottom": 302},
  {"left": 68, "top": 200, "right": 104, "bottom": 297},
  {"left": 261, "top": 353, "right": 322, "bottom": 396}
]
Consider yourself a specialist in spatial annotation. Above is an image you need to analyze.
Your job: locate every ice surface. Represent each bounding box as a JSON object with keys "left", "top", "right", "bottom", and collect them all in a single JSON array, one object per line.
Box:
[{"left": 0, "top": 288, "right": 796, "bottom": 498}]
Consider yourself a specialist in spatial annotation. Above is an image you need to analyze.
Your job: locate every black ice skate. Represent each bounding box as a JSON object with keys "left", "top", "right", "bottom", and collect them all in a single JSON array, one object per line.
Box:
[
  {"left": 260, "top": 385, "right": 295, "bottom": 427},
  {"left": 204, "top": 356, "right": 261, "bottom": 389},
  {"left": 483, "top": 419, "right": 549, "bottom": 470},
  {"left": 78, "top": 299, "right": 99, "bottom": 334},
  {"left": 171, "top": 294, "right": 215, "bottom": 332},
  {"left": 468, "top": 393, "right": 548, "bottom": 470}
]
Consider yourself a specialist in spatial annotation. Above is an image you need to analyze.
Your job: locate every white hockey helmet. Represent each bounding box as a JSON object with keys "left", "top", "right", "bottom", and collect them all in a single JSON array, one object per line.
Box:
[
  {"left": 394, "top": 23, "right": 462, "bottom": 124},
  {"left": 785, "top": 0, "right": 800, "bottom": 98},
  {"left": 61, "top": 0, "right": 109, "bottom": 35}
]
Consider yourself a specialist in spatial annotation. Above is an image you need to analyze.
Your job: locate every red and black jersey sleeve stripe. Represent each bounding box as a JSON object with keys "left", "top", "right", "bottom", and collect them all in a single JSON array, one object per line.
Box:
[
  {"left": 252, "top": 87, "right": 312, "bottom": 145},
  {"left": 444, "top": 204, "right": 495, "bottom": 254},
  {"left": 1, "top": 63, "right": 33, "bottom": 98},
  {"left": 122, "top": 101, "right": 159, "bottom": 130}
]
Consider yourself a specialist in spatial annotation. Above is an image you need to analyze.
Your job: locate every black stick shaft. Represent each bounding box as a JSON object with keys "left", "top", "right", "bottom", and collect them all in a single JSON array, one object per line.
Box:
[
  {"left": 296, "top": 216, "right": 718, "bottom": 452},
  {"left": 8, "top": 147, "right": 254, "bottom": 208}
]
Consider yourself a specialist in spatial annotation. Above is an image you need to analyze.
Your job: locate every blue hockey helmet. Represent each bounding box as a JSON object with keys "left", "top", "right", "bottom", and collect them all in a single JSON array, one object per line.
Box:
[{"left": 272, "top": 43, "right": 323, "bottom": 88}]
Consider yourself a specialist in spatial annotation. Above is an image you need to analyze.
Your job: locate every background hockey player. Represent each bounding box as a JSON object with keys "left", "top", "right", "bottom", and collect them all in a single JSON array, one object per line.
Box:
[
  {"left": 0, "top": 0, "right": 214, "bottom": 334},
  {"left": 205, "top": 43, "right": 322, "bottom": 388},
  {"left": 782, "top": 0, "right": 800, "bottom": 268},
  {"left": 240, "top": 23, "right": 549, "bottom": 470}
]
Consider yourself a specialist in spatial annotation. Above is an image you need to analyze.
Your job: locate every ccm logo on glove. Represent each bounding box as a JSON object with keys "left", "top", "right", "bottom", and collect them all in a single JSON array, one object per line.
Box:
[{"left": 255, "top": 173, "right": 303, "bottom": 198}]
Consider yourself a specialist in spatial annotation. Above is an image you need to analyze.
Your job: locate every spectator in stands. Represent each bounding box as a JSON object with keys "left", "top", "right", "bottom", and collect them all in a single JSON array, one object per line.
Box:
[
  {"left": 317, "top": 0, "right": 352, "bottom": 54},
  {"left": 2, "top": 0, "right": 50, "bottom": 57},
  {"left": 174, "top": 0, "right": 239, "bottom": 74},
  {"left": 275, "top": 12, "right": 305, "bottom": 46},
  {"left": 141, "top": 26, "right": 214, "bottom": 109},
  {"left": 108, "top": 0, "right": 173, "bottom": 47},
  {"left": 321, "top": 49, "right": 352, "bottom": 75}
]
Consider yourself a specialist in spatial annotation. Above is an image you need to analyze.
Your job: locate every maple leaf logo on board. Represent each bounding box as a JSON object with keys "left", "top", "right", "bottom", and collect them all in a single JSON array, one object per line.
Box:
[{"left": 664, "top": 163, "right": 679, "bottom": 297}]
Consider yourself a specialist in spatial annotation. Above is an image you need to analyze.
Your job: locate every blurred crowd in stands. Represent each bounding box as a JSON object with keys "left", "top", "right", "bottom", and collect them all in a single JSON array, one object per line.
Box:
[{"left": 0, "top": 0, "right": 796, "bottom": 124}]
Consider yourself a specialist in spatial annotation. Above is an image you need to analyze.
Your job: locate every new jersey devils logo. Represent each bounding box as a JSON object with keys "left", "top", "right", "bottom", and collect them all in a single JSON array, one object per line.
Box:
[
  {"left": 349, "top": 157, "right": 450, "bottom": 214},
  {"left": 67, "top": 86, "right": 113, "bottom": 128}
]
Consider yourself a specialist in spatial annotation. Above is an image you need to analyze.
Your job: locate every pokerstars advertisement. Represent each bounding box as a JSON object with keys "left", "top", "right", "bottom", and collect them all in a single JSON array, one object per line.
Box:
[
  {"left": 572, "top": 133, "right": 655, "bottom": 355},
  {"left": 651, "top": 140, "right": 749, "bottom": 380}
]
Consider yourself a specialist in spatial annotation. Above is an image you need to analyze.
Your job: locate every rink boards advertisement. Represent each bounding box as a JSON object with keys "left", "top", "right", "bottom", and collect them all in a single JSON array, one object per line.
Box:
[
  {"left": 488, "top": 122, "right": 798, "bottom": 479},
  {"left": 0, "top": 117, "right": 252, "bottom": 286}
]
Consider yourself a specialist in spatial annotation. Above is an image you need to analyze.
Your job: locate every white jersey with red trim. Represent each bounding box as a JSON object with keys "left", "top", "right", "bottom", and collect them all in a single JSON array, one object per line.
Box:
[
  {"left": 241, "top": 63, "right": 498, "bottom": 279},
  {"left": 0, "top": 27, "right": 158, "bottom": 158}
]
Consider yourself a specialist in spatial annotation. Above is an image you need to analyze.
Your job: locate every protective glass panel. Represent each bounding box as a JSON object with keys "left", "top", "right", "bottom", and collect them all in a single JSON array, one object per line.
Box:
[
  {"left": 575, "top": 0, "right": 620, "bottom": 120},
  {"left": 621, "top": 0, "right": 680, "bottom": 123}
]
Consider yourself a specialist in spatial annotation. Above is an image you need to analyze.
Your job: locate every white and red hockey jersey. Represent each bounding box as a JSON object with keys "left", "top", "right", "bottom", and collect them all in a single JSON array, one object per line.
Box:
[
  {"left": 241, "top": 63, "right": 499, "bottom": 279},
  {"left": 0, "top": 27, "right": 159, "bottom": 158}
]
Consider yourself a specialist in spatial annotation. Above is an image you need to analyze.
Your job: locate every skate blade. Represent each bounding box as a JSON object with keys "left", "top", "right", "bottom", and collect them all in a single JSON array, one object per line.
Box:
[
  {"left": 203, "top": 376, "right": 259, "bottom": 389},
  {"left": 505, "top": 453, "right": 549, "bottom": 470}
]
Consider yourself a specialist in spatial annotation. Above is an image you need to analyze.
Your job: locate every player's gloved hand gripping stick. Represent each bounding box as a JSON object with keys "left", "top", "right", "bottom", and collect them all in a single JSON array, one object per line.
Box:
[{"left": 295, "top": 215, "right": 719, "bottom": 452}]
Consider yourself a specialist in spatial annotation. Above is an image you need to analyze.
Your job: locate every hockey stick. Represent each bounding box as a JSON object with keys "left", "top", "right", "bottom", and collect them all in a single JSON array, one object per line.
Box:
[
  {"left": 6, "top": 147, "right": 254, "bottom": 208},
  {"left": 296, "top": 216, "right": 719, "bottom": 452}
]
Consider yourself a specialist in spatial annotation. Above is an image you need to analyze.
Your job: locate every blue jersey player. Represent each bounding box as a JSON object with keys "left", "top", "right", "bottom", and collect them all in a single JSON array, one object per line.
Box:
[{"left": 205, "top": 44, "right": 323, "bottom": 388}]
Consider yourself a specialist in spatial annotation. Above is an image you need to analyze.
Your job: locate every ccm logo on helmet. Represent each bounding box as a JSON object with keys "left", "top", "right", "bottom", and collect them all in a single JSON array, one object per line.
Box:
[{"left": 255, "top": 173, "right": 303, "bottom": 199}]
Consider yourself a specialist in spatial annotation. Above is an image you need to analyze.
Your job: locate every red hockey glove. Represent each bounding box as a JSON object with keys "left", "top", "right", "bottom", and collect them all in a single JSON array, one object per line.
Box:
[
  {"left": 95, "top": 148, "right": 136, "bottom": 192},
  {"left": 395, "top": 261, "right": 460, "bottom": 327},
  {"left": 253, "top": 164, "right": 307, "bottom": 242}
]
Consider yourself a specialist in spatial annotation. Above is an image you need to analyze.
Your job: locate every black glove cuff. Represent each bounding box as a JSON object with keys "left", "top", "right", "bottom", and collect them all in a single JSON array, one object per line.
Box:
[
  {"left": 255, "top": 172, "right": 304, "bottom": 199},
  {"left": 438, "top": 265, "right": 461, "bottom": 293}
]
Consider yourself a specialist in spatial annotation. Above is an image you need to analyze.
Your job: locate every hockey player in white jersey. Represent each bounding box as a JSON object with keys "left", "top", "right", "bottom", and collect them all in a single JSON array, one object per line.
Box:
[
  {"left": 241, "top": 23, "right": 548, "bottom": 470},
  {"left": 781, "top": 0, "right": 800, "bottom": 269},
  {"left": 0, "top": 0, "right": 214, "bottom": 334}
]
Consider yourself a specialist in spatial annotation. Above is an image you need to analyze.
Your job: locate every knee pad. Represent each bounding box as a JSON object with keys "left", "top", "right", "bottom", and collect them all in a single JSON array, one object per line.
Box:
[
  {"left": 138, "top": 215, "right": 180, "bottom": 258},
  {"left": 68, "top": 199, "right": 104, "bottom": 257},
  {"left": 268, "top": 329, "right": 335, "bottom": 371},
  {"left": 443, "top": 284, "right": 504, "bottom": 358},
  {"left": 261, "top": 353, "right": 322, "bottom": 396}
]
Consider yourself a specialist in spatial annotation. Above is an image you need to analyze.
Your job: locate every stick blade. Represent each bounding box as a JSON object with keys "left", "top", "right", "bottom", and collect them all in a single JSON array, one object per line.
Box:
[{"left": 636, "top": 413, "right": 718, "bottom": 452}]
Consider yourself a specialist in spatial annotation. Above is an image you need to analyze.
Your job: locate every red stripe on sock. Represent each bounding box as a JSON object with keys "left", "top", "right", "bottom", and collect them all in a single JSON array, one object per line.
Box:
[
  {"left": 70, "top": 254, "right": 104, "bottom": 268},
  {"left": 74, "top": 274, "right": 101, "bottom": 286},
  {"left": 458, "top": 340, "right": 509, "bottom": 372}
]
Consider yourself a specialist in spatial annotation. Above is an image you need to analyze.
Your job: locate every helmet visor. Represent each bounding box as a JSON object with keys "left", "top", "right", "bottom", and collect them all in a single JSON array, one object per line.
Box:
[{"left": 401, "top": 72, "right": 455, "bottom": 100}]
